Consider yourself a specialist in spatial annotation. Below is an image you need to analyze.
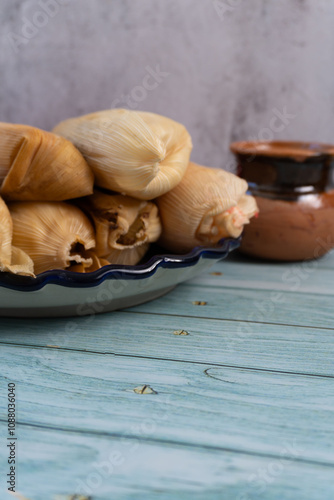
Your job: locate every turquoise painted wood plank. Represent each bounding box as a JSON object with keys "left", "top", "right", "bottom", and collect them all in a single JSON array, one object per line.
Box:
[
  {"left": 188, "top": 257, "right": 334, "bottom": 295},
  {"left": 1, "top": 345, "right": 334, "bottom": 464},
  {"left": 1, "top": 313, "right": 334, "bottom": 376},
  {"left": 127, "top": 283, "right": 334, "bottom": 329},
  {"left": 184, "top": 247, "right": 334, "bottom": 292},
  {"left": 310, "top": 248, "right": 334, "bottom": 269},
  {"left": 227, "top": 248, "right": 334, "bottom": 270},
  {"left": 0, "top": 424, "right": 333, "bottom": 500}
]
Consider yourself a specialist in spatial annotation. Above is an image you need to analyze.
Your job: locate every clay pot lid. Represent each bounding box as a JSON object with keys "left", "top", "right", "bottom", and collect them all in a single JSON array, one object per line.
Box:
[{"left": 230, "top": 141, "right": 334, "bottom": 162}]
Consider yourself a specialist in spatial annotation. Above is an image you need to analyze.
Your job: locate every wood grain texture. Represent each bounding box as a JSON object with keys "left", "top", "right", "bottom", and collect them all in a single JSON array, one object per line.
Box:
[
  {"left": 0, "top": 312, "right": 334, "bottom": 376},
  {"left": 189, "top": 252, "right": 334, "bottom": 294},
  {"left": 0, "top": 424, "right": 333, "bottom": 500},
  {"left": 1, "top": 345, "right": 334, "bottom": 465},
  {"left": 1, "top": 249, "right": 334, "bottom": 499},
  {"left": 126, "top": 282, "right": 334, "bottom": 329}
]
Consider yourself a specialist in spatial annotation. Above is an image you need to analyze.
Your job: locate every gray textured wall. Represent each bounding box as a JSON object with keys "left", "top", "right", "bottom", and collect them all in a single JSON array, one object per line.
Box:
[{"left": 1, "top": 0, "right": 334, "bottom": 170}]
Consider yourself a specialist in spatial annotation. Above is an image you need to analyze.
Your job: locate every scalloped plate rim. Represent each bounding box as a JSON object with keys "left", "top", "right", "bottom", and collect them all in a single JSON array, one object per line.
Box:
[{"left": 0, "top": 237, "right": 241, "bottom": 292}]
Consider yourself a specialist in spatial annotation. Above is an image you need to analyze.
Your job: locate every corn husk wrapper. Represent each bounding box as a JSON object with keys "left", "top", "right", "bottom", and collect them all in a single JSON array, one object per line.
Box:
[
  {"left": 9, "top": 201, "right": 97, "bottom": 275},
  {"left": 68, "top": 252, "right": 110, "bottom": 273},
  {"left": 220, "top": 194, "right": 258, "bottom": 238},
  {"left": 157, "top": 162, "right": 259, "bottom": 253},
  {"left": 53, "top": 109, "right": 193, "bottom": 200},
  {"left": 96, "top": 244, "right": 149, "bottom": 267},
  {"left": 0, "top": 123, "right": 94, "bottom": 201},
  {"left": 0, "top": 196, "right": 34, "bottom": 276},
  {"left": 80, "top": 191, "right": 162, "bottom": 265}
]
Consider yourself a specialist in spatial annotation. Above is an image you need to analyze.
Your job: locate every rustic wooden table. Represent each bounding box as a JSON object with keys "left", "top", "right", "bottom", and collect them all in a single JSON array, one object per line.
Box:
[{"left": 1, "top": 251, "right": 334, "bottom": 500}]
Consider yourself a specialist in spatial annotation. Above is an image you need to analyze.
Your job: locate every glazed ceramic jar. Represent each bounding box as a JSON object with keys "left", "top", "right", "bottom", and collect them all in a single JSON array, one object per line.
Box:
[{"left": 230, "top": 141, "right": 334, "bottom": 261}]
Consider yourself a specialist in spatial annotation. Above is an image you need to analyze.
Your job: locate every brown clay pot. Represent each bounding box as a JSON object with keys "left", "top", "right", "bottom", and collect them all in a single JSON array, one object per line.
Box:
[{"left": 230, "top": 141, "right": 334, "bottom": 261}]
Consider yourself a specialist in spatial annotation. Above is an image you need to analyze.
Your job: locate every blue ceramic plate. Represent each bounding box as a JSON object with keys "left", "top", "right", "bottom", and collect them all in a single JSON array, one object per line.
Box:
[{"left": 0, "top": 238, "right": 240, "bottom": 317}]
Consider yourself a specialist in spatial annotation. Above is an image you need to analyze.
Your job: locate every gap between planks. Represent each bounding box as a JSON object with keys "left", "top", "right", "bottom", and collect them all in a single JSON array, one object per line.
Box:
[
  {"left": 1, "top": 341, "right": 334, "bottom": 380},
  {"left": 2, "top": 419, "right": 334, "bottom": 470},
  {"left": 122, "top": 309, "right": 334, "bottom": 331},
  {"left": 5, "top": 308, "right": 334, "bottom": 331},
  {"left": 182, "top": 280, "right": 334, "bottom": 297}
]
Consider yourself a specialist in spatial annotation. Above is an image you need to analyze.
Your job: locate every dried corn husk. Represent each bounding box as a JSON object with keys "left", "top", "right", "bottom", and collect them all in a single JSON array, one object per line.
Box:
[
  {"left": 53, "top": 109, "right": 192, "bottom": 200},
  {"left": 219, "top": 194, "right": 258, "bottom": 238},
  {"left": 157, "top": 162, "right": 258, "bottom": 252},
  {"left": 80, "top": 190, "right": 162, "bottom": 265},
  {"left": 99, "top": 244, "right": 149, "bottom": 266},
  {"left": 68, "top": 252, "right": 110, "bottom": 273},
  {"left": 0, "top": 123, "right": 94, "bottom": 201},
  {"left": 0, "top": 197, "right": 34, "bottom": 276},
  {"left": 9, "top": 201, "right": 96, "bottom": 274}
]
